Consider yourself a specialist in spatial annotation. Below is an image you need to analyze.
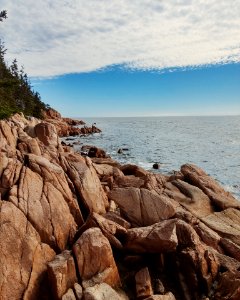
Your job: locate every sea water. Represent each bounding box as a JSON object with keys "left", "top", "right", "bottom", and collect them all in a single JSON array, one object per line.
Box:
[{"left": 70, "top": 116, "right": 240, "bottom": 199}]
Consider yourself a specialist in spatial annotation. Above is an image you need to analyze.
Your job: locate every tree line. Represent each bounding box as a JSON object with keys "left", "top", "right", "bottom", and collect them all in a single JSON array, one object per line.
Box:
[{"left": 0, "top": 10, "right": 49, "bottom": 119}]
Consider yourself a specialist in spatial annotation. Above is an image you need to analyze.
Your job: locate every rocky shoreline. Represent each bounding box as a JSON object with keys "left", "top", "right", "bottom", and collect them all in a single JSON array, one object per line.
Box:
[{"left": 0, "top": 112, "right": 240, "bottom": 300}]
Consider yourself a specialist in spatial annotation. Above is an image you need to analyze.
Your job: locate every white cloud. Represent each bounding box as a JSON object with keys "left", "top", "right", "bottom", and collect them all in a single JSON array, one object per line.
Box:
[{"left": 1, "top": 0, "right": 240, "bottom": 77}]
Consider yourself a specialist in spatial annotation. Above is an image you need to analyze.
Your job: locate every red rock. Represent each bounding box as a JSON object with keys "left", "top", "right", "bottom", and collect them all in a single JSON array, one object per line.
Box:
[
  {"left": 35, "top": 122, "right": 60, "bottom": 147},
  {"left": 83, "top": 283, "right": 129, "bottom": 300},
  {"left": 214, "top": 270, "right": 240, "bottom": 300},
  {"left": 80, "top": 212, "right": 127, "bottom": 249},
  {"left": 114, "top": 175, "right": 145, "bottom": 189},
  {"left": 171, "top": 179, "right": 213, "bottom": 218},
  {"left": 0, "top": 200, "right": 55, "bottom": 300},
  {"left": 62, "top": 288, "right": 76, "bottom": 300},
  {"left": 120, "top": 164, "right": 148, "bottom": 177},
  {"left": 125, "top": 219, "right": 178, "bottom": 253},
  {"left": 144, "top": 173, "right": 167, "bottom": 195},
  {"left": 73, "top": 228, "right": 121, "bottom": 288},
  {"left": 181, "top": 164, "right": 240, "bottom": 210},
  {"left": 108, "top": 187, "right": 176, "bottom": 226},
  {"left": 8, "top": 165, "right": 77, "bottom": 251},
  {"left": 47, "top": 250, "right": 78, "bottom": 300},
  {"left": 135, "top": 267, "right": 153, "bottom": 299},
  {"left": 201, "top": 208, "right": 240, "bottom": 246},
  {"left": 60, "top": 153, "right": 108, "bottom": 215}
]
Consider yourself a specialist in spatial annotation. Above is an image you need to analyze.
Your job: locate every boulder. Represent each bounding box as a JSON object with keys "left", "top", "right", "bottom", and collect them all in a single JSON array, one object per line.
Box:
[
  {"left": 73, "top": 228, "right": 120, "bottom": 288},
  {"left": 201, "top": 208, "right": 240, "bottom": 246},
  {"left": 35, "top": 122, "right": 60, "bottom": 147},
  {"left": 135, "top": 267, "right": 153, "bottom": 299},
  {"left": 62, "top": 289, "right": 76, "bottom": 300},
  {"left": 181, "top": 164, "right": 240, "bottom": 210},
  {"left": 120, "top": 164, "right": 148, "bottom": 177},
  {"left": 214, "top": 270, "right": 240, "bottom": 300},
  {"left": 47, "top": 250, "right": 78, "bottom": 300},
  {"left": 0, "top": 200, "right": 55, "bottom": 300},
  {"left": 125, "top": 219, "right": 178, "bottom": 253},
  {"left": 108, "top": 187, "right": 176, "bottom": 226},
  {"left": 60, "top": 153, "right": 108, "bottom": 216},
  {"left": 83, "top": 283, "right": 129, "bottom": 300},
  {"left": 114, "top": 175, "right": 145, "bottom": 189},
  {"left": 0, "top": 153, "right": 22, "bottom": 197},
  {"left": 80, "top": 213, "right": 127, "bottom": 249},
  {"left": 8, "top": 166, "right": 77, "bottom": 251},
  {"left": 171, "top": 179, "right": 213, "bottom": 218}
]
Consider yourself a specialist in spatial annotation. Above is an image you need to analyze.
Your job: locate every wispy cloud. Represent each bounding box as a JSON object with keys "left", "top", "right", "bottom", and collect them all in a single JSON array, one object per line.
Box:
[{"left": 1, "top": 0, "right": 240, "bottom": 77}]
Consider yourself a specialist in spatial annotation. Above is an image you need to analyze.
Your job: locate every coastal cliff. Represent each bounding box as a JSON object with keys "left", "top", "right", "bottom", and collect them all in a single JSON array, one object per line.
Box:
[{"left": 0, "top": 112, "right": 240, "bottom": 300}]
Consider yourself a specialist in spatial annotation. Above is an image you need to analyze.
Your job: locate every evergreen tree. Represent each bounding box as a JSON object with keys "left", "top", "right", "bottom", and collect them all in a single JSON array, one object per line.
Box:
[{"left": 0, "top": 10, "right": 50, "bottom": 119}]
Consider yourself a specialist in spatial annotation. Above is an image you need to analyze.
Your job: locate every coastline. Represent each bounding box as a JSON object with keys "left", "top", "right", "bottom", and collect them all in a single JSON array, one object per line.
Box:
[{"left": 0, "top": 111, "right": 240, "bottom": 299}]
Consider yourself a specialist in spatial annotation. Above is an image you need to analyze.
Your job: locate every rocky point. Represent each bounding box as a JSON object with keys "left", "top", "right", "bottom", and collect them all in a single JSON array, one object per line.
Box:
[{"left": 0, "top": 111, "right": 240, "bottom": 300}]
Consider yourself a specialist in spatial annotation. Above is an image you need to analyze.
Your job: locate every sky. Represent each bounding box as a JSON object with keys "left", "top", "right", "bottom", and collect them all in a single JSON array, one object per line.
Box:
[{"left": 0, "top": 0, "right": 240, "bottom": 117}]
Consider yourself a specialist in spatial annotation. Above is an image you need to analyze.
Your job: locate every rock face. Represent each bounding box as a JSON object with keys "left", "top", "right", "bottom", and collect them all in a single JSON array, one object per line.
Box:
[
  {"left": 0, "top": 200, "right": 55, "bottom": 300},
  {"left": 109, "top": 188, "right": 176, "bottom": 226},
  {"left": 1, "top": 112, "right": 240, "bottom": 300},
  {"left": 47, "top": 250, "right": 78, "bottom": 300},
  {"left": 73, "top": 228, "right": 121, "bottom": 288}
]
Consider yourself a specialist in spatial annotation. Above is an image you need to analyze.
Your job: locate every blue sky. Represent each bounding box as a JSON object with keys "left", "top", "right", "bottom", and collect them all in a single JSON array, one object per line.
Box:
[
  {"left": 1, "top": 0, "right": 240, "bottom": 117},
  {"left": 32, "top": 63, "right": 240, "bottom": 117}
]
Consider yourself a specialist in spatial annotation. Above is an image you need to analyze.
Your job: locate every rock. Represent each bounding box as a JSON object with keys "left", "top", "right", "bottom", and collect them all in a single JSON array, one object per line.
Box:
[
  {"left": 47, "top": 250, "right": 78, "bottom": 300},
  {"left": 0, "top": 119, "right": 18, "bottom": 150},
  {"left": 194, "top": 221, "right": 221, "bottom": 251},
  {"left": 0, "top": 153, "right": 22, "bottom": 197},
  {"left": 83, "top": 283, "right": 129, "bottom": 300},
  {"left": 27, "top": 153, "right": 84, "bottom": 226},
  {"left": 153, "top": 163, "right": 160, "bottom": 169},
  {"left": 176, "top": 219, "right": 200, "bottom": 248},
  {"left": 201, "top": 208, "right": 240, "bottom": 246},
  {"left": 144, "top": 173, "right": 167, "bottom": 195},
  {"left": 145, "top": 293, "right": 176, "bottom": 300},
  {"left": 114, "top": 175, "right": 145, "bottom": 189},
  {"left": 88, "top": 146, "right": 108, "bottom": 158},
  {"left": 178, "top": 243, "right": 219, "bottom": 296},
  {"left": 120, "top": 164, "right": 148, "bottom": 177},
  {"left": 35, "top": 122, "right": 60, "bottom": 147},
  {"left": 62, "top": 289, "right": 76, "bottom": 300},
  {"left": 43, "top": 108, "right": 62, "bottom": 120},
  {"left": 154, "top": 279, "right": 165, "bottom": 294},
  {"left": 0, "top": 200, "right": 55, "bottom": 300},
  {"left": 80, "top": 213, "right": 127, "bottom": 249},
  {"left": 60, "top": 153, "right": 108, "bottom": 216},
  {"left": 73, "top": 283, "right": 83, "bottom": 300},
  {"left": 181, "top": 164, "right": 240, "bottom": 210},
  {"left": 93, "top": 163, "right": 123, "bottom": 178},
  {"left": 214, "top": 270, "right": 240, "bottom": 300},
  {"left": 108, "top": 187, "right": 176, "bottom": 227},
  {"left": 117, "top": 148, "right": 123, "bottom": 154},
  {"left": 135, "top": 267, "right": 153, "bottom": 299},
  {"left": 104, "top": 212, "right": 131, "bottom": 229},
  {"left": 73, "top": 228, "right": 120, "bottom": 288},
  {"left": 171, "top": 179, "right": 214, "bottom": 218},
  {"left": 125, "top": 219, "right": 178, "bottom": 253},
  {"left": 220, "top": 238, "right": 240, "bottom": 261},
  {"left": 8, "top": 165, "right": 77, "bottom": 251}
]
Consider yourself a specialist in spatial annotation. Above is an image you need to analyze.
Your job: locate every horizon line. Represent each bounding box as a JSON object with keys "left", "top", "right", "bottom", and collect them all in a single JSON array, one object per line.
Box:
[{"left": 69, "top": 113, "right": 240, "bottom": 119}]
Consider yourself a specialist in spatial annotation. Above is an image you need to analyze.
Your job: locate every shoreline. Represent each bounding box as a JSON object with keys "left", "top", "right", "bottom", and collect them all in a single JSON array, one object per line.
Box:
[{"left": 0, "top": 111, "right": 240, "bottom": 299}]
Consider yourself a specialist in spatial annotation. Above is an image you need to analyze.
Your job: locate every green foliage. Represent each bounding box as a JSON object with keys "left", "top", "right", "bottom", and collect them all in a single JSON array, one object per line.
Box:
[
  {"left": 0, "top": 42, "right": 49, "bottom": 119},
  {"left": 0, "top": 10, "right": 49, "bottom": 120}
]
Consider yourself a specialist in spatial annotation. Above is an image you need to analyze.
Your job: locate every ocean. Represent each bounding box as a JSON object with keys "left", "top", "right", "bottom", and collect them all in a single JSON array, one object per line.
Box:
[{"left": 67, "top": 116, "right": 240, "bottom": 199}]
